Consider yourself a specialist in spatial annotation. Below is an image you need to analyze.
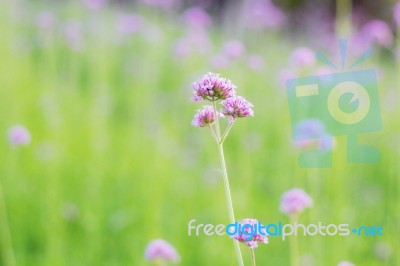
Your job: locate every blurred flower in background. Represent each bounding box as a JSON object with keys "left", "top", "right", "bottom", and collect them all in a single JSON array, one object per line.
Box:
[
  {"left": 83, "top": 0, "right": 106, "bottom": 10},
  {"left": 293, "top": 119, "right": 334, "bottom": 151},
  {"left": 116, "top": 13, "right": 142, "bottom": 36},
  {"left": 289, "top": 47, "right": 316, "bottom": 68},
  {"left": 337, "top": 261, "right": 355, "bottom": 266},
  {"left": 360, "top": 19, "right": 393, "bottom": 48},
  {"left": 280, "top": 188, "right": 313, "bottom": 215},
  {"left": 244, "top": 0, "right": 286, "bottom": 29},
  {"left": 182, "top": 7, "right": 212, "bottom": 28},
  {"left": 8, "top": 125, "right": 31, "bottom": 146},
  {"left": 145, "top": 239, "right": 180, "bottom": 264}
]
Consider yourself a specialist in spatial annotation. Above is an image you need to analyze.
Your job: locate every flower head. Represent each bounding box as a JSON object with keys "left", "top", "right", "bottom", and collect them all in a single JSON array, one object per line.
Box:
[
  {"left": 337, "top": 261, "right": 355, "bottom": 266},
  {"left": 222, "top": 40, "right": 246, "bottom": 60},
  {"left": 221, "top": 96, "right": 254, "bottom": 121},
  {"left": 232, "top": 218, "right": 268, "bottom": 249},
  {"left": 293, "top": 119, "right": 334, "bottom": 151},
  {"left": 280, "top": 188, "right": 313, "bottom": 215},
  {"left": 191, "top": 105, "right": 216, "bottom": 127},
  {"left": 192, "top": 72, "right": 236, "bottom": 102},
  {"left": 361, "top": 20, "right": 393, "bottom": 47},
  {"left": 395, "top": 2, "right": 400, "bottom": 26},
  {"left": 182, "top": 7, "right": 212, "bottom": 28},
  {"left": 290, "top": 47, "right": 316, "bottom": 68},
  {"left": 145, "top": 239, "right": 180, "bottom": 263},
  {"left": 8, "top": 125, "right": 31, "bottom": 146}
]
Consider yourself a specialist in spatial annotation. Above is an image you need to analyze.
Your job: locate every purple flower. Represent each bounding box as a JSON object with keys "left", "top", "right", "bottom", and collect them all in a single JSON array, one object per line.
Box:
[
  {"left": 182, "top": 7, "right": 212, "bottom": 28},
  {"left": 293, "top": 119, "right": 334, "bottom": 151},
  {"left": 337, "top": 261, "right": 355, "bottom": 266},
  {"left": 191, "top": 105, "right": 216, "bottom": 127},
  {"left": 244, "top": 0, "right": 286, "bottom": 29},
  {"left": 394, "top": 2, "right": 400, "bottom": 26},
  {"left": 290, "top": 47, "right": 316, "bottom": 68},
  {"left": 222, "top": 40, "right": 246, "bottom": 60},
  {"left": 144, "top": 239, "right": 180, "bottom": 263},
  {"left": 83, "top": 0, "right": 106, "bottom": 9},
  {"left": 36, "top": 11, "right": 55, "bottom": 30},
  {"left": 192, "top": 72, "right": 236, "bottom": 102},
  {"left": 247, "top": 54, "right": 264, "bottom": 71},
  {"left": 116, "top": 14, "right": 142, "bottom": 35},
  {"left": 141, "top": 0, "right": 181, "bottom": 10},
  {"left": 280, "top": 188, "right": 313, "bottom": 215},
  {"left": 361, "top": 20, "right": 393, "bottom": 47},
  {"left": 8, "top": 125, "right": 31, "bottom": 146},
  {"left": 221, "top": 96, "right": 254, "bottom": 121},
  {"left": 232, "top": 218, "right": 268, "bottom": 249},
  {"left": 173, "top": 28, "right": 211, "bottom": 58},
  {"left": 64, "top": 20, "right": 84, "bottom": 51},
  {"left": 294, "top": 119, "right": 325, "bottom": 141}
]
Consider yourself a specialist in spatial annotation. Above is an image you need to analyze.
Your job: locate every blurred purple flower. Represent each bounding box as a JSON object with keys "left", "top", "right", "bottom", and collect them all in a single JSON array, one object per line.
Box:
[
  {"left": 8, "top": 125, "right": 31, "bottom": 146},
  {"left": 36, "top": 11, "right": 55, "bottom": 30},
  {"left": 280, "top": 188, "right": 313, "bottom": 215},
  {"left": 209, "top": 53, "right": 230, "bottom": 70},
  {"left": 173, "top": 28, "right": 211, "bottom": 58},
  {"left": 222, "top": 40, "right": 246, "bottom": 60},
  {"left": 64, "top": 21, "right": 84, "bottom": 50},
  {"left": 278, "top": 69, "right": 295, "bottom": 88},
  {"left": 192, "top": 72, "right": 236, "bottom": 102},
  {"left": 293, "top": 119, "right": 334, "bottom": 151},
  {"left": 244, "top": 0, "right": 286, "bottom": 29},
  {"left": 116, "top": 14, "right": 142, "bottom": 35},
  {"left": 83, "top": 0, "right": 106, "bottom": 9},
  {"left": 247, "top": 55, "right": 265, "bottom": 71},
  {"left": 290, "top": 47, "right": 316, "bottom": 68},
  {"left": 337, "top": 262, "right": 355, "bottom": 266},
  {"left": 361, "top": 20, "right": 393, "bottom": 47},
  {"left": 191, "top": 105, "right": 216, "bottom": 127},
  {"left": 141, "top": 0, "right": 181, "bottom": 10},
  {"left": 182, "top": 7, "right": 211, "bottom": 28},
  {"left": 221, "top": 96, "right": 254, "bottom": 121},
  {"left": 145, "top": 239, "right": 180, "bottom": 263},
  {"left": 294, "top": 119, "right": 325, "bottom": 140},
  {"left": 394, "top": 2, "right": 400, "bottom": 26},
  {"left": 232, "top": 218, "right": 268, "bottom": 249}
]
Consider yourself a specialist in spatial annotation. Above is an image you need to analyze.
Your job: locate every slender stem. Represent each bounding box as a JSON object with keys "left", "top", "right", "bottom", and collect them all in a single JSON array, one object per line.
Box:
[
  {"left": 220, "top": 119, "right": 235, "bottom": 145},
  {"left": 250, "top": 248, "right": 256, "bottom": 266},
  {"left": 207, "top": 125, "right": 218, "bottom": 143},
  {"left": 289, "top": 215, "right": 299, "bottom": 266},
  {"left": 0, "top": 180, "right": 16, "bottom": 266},
  {"left": 212, "top": 101, "right": 244, "bottom": 266}
]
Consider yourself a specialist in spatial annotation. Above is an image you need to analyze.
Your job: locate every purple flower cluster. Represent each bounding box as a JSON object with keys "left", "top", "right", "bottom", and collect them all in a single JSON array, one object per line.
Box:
[
  {"left": 280, "top": 188, "right": 313, "bottom": 215},
  {"left": 191, "top": 105, "right": 216, "bottom": 127},
  {"left": 191, "top": 72, "right": 254, "bottom": 127},
  {"left": 8, "top": 125, "right": 31, "bottom": 146},
  {"left": 145, "top": 239, "right": 180, "bottom": 263},
  {"left": 232, "top": 218, "right": 268, "bottom": 249},
  {"left": 192, "top": 72, "right": 236, "bottom": 102},
  {"left": 222, "top": 96, "right": 254, "bottom": 121},
  {"left": 293, "top": 118, "right": 334, "bottom": 151}
]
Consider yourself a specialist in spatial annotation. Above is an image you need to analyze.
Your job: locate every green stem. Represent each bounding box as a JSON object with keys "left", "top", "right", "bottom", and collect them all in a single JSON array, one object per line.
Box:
[
  {"left": 250, "top": 248, "right": 256, "bottom": 266},
  {"left": 289, "top": 215, "right": 299, "bottom": 266},
  {"left": 220, "top": 119, "right": 235, "bottom": 145},
  {"left": 212, "top": 101, "right": 244, "bottom": 266},
  {"left": 0, "top": 180, "right": 16, "bottom": 266}
]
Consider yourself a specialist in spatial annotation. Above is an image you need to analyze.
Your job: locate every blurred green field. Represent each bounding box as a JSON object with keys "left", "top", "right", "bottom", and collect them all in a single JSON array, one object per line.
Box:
[{"left": 0, "top": 1, "right": 399, "bottom": 265}]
